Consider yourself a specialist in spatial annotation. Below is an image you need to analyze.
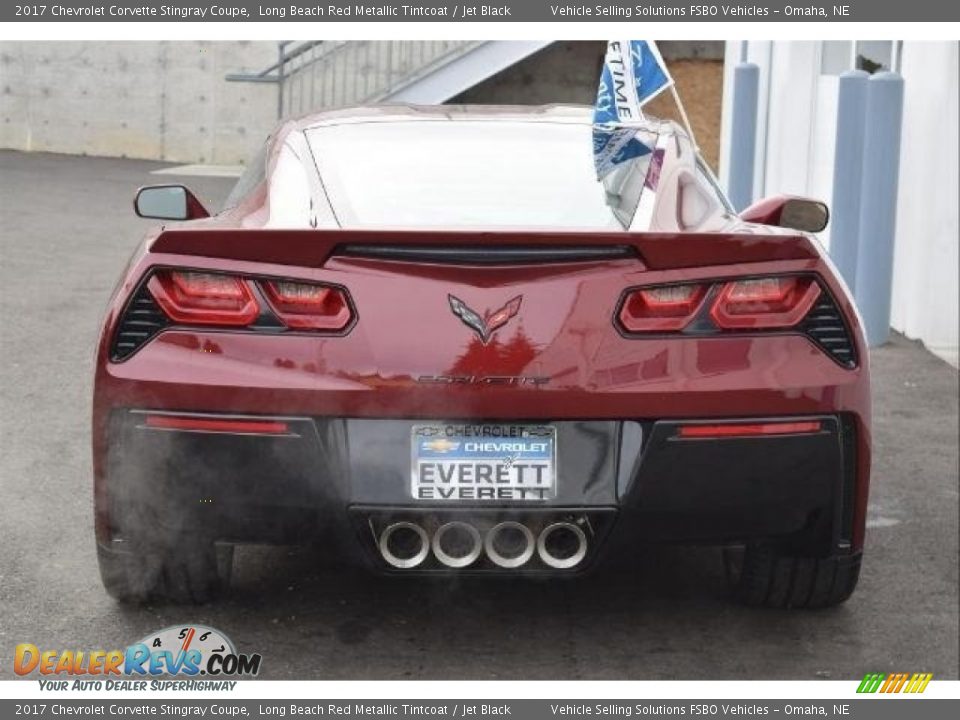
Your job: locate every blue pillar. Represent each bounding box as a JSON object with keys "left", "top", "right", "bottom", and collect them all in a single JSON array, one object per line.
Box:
[
  {"left": 829, "top": 70, "right": 869, "bottom": 292},
  {"left": 854, "top": 72, "right": 905, "bottom": 347},
  {"left": 728, "top": 62, "right": 760, "bottom": 211}
]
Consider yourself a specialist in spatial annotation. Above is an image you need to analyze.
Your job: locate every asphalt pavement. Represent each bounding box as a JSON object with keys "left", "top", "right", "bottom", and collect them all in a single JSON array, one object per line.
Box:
[{"left": 0, "top": 149, "right": 957, "bottom": 681}]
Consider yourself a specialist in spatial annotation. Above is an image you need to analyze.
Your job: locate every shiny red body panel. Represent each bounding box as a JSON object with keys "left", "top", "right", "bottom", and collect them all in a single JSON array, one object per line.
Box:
[{"left": 93, "top": 226, "right": 872, "bottom": 550}]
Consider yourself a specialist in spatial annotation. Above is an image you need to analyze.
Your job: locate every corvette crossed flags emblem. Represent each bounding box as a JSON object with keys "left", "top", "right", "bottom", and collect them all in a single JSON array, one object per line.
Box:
[{"left": 448, "top": 294, "right": 523, "bottom": 345}]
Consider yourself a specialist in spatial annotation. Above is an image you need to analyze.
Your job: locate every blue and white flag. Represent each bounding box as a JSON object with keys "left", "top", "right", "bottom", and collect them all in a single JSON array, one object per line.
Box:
[
  {"left": 593, "top": 40, "right": 673, "bottom": 178},
  {"left": 594, "top": 40, "right": 673, "bottom": 125},
  {"left": 591, "top": 126, "right": 653, "bottom": 179}
]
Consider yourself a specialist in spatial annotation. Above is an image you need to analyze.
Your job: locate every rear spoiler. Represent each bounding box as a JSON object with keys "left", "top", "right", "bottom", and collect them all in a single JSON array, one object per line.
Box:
[{"left": 148, "top": 229, "right": 819, "bottom": 271}]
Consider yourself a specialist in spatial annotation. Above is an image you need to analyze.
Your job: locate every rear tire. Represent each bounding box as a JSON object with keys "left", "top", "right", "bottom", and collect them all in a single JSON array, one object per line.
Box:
[
  {"left": 100, "top": 460, "right": 233, "bottom": 603},
  {"left": 98, "top": 540, "right": 232, "bottom": 604},
  {"left": 724, "top": 543, "right": 861, "bottom": 609}
]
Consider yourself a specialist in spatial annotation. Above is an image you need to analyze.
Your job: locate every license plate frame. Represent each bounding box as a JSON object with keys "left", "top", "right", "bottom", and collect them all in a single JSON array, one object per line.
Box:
[{"left": 410, "top": 423, "right": 557, "bottom": 502}]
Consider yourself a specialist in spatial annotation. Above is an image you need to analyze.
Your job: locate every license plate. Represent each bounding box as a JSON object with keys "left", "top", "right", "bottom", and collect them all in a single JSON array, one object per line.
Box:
[{"left": 411, "top": 424, "right": 556, "bottom": 502}]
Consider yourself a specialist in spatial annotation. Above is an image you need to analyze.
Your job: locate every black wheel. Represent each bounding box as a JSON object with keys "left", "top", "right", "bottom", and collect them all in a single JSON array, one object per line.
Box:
[
  {"left": 97, "top": 539, "right": 233, "bottom": 604},
  {"left": 724, "top": 543, "right": 861, "bottom": 609}
]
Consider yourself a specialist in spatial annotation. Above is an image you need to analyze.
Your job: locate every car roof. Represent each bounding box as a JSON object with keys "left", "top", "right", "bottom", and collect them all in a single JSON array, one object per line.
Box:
[{"left": 292, "top": 103, "right": 680, "bottom": 136}]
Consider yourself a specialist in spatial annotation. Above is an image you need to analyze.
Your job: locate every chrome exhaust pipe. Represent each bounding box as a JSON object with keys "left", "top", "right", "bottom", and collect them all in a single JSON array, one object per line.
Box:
[
  {"left": 537, "top": 522, "right": 588, "bottom": 569},
  {"left": 431, "top": 521, "right": 483, "bottom": 568},
  {"left": 378, "top": 522, "right": 430, "bottom": 569},
  {"left": 484, "top": 521, "right": 535, "bottom": 568}
]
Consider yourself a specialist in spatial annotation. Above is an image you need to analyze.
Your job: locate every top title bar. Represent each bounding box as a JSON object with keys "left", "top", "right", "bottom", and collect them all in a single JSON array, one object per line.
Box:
[{"left": 5, "top": 0, "right": 960, "bottom": 22}]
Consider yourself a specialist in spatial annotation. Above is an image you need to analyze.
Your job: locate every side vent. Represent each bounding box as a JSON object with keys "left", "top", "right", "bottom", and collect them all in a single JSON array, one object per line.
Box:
[
  {"left": 111, "top": 284, "right": 169, "bottom": 361},
  {"left": 798, "top": 292, "right": 857, "bottom": 368}
]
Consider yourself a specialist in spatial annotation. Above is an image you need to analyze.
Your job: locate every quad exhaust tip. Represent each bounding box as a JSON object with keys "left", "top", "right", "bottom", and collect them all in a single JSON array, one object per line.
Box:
[
  {"left": 378, "top": 518, "right": 589, "bottom": 571},
  {"left": 537, "top": 522, "right": 588, "bottom": 569},
  {"left": 484, "top": 521, "right": 536, "bottom": 568},
  {"left": 432, "top": 521, "right": 483, "bottom": 568},
  {"left": 379, "top": 521, "right": 430, "bottom": 569}
]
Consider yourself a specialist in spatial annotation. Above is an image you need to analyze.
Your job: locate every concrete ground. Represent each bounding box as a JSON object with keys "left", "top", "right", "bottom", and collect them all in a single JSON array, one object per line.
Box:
[{"left": 0, "top": 150, "right": 957, "bottom": 681}]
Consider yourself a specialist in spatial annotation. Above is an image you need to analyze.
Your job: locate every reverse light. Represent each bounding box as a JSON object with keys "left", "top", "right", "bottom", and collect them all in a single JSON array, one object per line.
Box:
[
  {"left": 148, "top": 271, "right": 259, "bottom": 326},
  {"left": 262, "top": 280, "right": 352, "bottom": 331},
  {"left": 677, "top": 421, "right": 822, "bottom": 439},
  {"left": 710, "top": 276, "right": 820, "bottom": 329},
  {"left": 619, "top": 283, "right": 709, "bottom": 332}
]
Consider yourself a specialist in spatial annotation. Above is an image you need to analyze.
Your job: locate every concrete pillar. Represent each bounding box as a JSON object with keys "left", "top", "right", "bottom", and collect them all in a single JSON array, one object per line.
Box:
[
  {"left": 728, "top": 63, "right": 760, "bottom": 211},
  {"left": 854, "top": 72, "right": 905, "bottom": 346},
  {"left": 829, "top": 70, "right": 870, "bottom": 292}
]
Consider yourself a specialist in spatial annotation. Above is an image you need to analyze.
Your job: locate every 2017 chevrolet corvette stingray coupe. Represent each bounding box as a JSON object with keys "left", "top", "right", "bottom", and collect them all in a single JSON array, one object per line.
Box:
[{"left": 94, "top": 105, "right": 870, "bottom": 607}]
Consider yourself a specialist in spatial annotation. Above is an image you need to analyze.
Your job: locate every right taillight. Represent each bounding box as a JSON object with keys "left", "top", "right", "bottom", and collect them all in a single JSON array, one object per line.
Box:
[
  {"left": 615, "top": 274, "right": 856, "bottom": 366},
  {"left": 618, "top": 282, "right": 709, "bottom": 332},
  {"left": 618, "top": 275, "right": 823, "bottom": 333},
  {"left": 148, "top": 271, "right": 259, "bottom": 326},
  {"left": 710, "top": 276, "right": 821, "bottom": 329}
]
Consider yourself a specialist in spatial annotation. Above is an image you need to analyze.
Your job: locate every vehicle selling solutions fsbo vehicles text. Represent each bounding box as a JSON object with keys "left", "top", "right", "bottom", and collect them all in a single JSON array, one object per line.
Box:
[{"left": 548, "top": 5, "right": 850, "bottom": 18}]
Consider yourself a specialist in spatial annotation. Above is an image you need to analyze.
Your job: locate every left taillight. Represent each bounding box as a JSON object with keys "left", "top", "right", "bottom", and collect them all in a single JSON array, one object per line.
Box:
[
  {"left": 261, "top": 279, "right": 352, "bottom": 331},
  {"left": 143, "top": 270, "right": 353, "bottom": 332},
  {"left": 111, "top": 270, "right": 355, "bottom": 360},
  {"left": 148, "top": 271, "right": 260, "bottom": 326}
]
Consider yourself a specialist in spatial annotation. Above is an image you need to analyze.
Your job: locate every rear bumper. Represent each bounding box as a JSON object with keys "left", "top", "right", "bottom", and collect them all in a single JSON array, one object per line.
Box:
[{"left": 97, "top": 410, "right": 861, "bottom": 573}]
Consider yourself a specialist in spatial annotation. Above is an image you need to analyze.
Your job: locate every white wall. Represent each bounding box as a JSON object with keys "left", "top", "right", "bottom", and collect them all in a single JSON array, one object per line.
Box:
[
  {"left": 889, "top": 42, "right": 959, "bottom": 367},
  {"left": 0, "top": 41, "right": 278, "bottom": 164},
  {"left": 719, "top": 40, "right": 959, "bottom": 367}
]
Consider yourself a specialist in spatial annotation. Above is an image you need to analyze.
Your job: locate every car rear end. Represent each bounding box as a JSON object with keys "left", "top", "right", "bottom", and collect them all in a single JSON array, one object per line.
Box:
[{"left": 93, "top": 226, "right": 870, "bottom": 606}]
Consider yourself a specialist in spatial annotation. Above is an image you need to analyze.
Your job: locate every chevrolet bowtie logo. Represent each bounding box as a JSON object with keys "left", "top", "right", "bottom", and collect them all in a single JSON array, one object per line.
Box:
[
  {"left": 423, "top": 438, "right": 460, "bottom": 453},
  {"left": 448, "top": 294, "right": 522, "bottom": 345}
]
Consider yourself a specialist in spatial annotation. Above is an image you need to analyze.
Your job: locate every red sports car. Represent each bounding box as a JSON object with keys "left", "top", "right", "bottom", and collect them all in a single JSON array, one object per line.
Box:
[{"left": 93, "top": 105, "right": 870, "bottom": 607}]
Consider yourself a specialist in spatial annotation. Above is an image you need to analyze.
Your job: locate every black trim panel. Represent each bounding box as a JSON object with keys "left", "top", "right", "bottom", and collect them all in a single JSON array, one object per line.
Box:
[
  {"left": 111, "top": 283, "right": 169, "bottom": 360},
  {"left": 335, "top": 244, "right": 638, "bottom": 265}
]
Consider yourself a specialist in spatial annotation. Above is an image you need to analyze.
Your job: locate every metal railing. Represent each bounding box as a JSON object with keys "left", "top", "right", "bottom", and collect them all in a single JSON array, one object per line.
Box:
[{"left": 227, "top": 41, "right": 481, "bottom": 120}]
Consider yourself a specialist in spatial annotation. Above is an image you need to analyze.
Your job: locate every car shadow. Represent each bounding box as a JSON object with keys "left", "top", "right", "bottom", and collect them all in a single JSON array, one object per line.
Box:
[{"left": 123, "top": 542, "right": 852, "bottom": 680}]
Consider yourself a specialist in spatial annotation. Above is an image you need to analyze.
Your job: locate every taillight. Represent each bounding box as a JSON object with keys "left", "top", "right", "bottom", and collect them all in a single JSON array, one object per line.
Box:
[
  {"left": 619, "top": 276, "right": 824, "bottom": 334},
  {"left": 262, "top": 280, "right": 352, "bottom": 331},
  {"left": 618, "top": 283, "right": 709, "bottom": 332},
  {"left": 114, "top": 270, "right": 355, "bottom": 360},
  {"left": 710, "top": 276, "right": 820, "bottom": 329},
  {"left": 148, "top": 271, "right": 259, "bottom": 326}
]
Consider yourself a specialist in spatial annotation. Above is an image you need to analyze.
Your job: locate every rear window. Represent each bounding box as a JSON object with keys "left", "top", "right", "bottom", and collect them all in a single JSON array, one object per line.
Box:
[
  {"left": 223, "top": 139, "right": 269, "bottom": 210},
  {"left": 305, "top": 120, "right": 658, "bottom": 230}
]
